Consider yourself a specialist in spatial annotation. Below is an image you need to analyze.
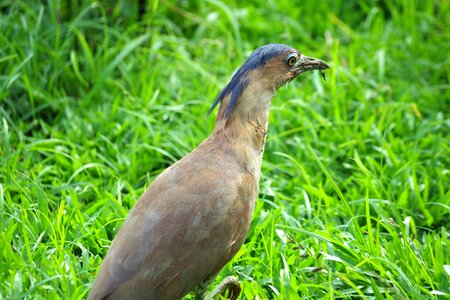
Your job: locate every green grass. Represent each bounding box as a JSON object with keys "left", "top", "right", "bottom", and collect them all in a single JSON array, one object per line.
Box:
[{"left": 1, "top": 0, "right": 449, "bottom": 299}]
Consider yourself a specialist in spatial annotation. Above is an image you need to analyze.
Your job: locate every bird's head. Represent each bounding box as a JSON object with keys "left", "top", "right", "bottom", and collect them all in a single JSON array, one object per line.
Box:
[{"left": 208, "top": 44, "right": 329, "bottom": 120}]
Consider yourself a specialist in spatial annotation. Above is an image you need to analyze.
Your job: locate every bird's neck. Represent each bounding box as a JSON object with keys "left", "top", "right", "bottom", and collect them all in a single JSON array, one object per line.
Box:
[{"left": 211, "top": 86, "right": 275, "bottom": 179}]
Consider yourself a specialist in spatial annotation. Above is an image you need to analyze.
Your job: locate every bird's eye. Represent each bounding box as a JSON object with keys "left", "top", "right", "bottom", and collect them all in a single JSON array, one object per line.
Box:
[{"left": 286, "top": 53, "right": 297, "bottom": 67}]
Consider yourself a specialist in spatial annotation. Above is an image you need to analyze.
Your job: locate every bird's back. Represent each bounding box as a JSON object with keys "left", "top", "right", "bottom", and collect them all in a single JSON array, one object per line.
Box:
[{"left": 89, "top": 137, "right": 258, "bottom": 300}]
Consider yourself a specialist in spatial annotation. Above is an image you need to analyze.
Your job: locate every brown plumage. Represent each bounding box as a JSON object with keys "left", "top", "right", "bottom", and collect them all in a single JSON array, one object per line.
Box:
[{"left": 89, "top": 44, "right": 329, "bottom": 300}]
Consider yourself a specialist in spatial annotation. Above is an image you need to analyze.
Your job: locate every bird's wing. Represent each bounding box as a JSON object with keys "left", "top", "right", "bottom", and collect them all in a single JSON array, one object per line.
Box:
[
  {"left": 89, "top": 175, "right": 191, "bottom": 299},
  {"left": 89, "top": 150, "right": 252, "bottom": 299}
]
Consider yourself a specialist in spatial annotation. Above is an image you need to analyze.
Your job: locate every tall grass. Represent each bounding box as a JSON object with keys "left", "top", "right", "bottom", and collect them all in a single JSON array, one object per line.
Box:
[{"left": 1, "top": 0, "right": 449, "bottom": 299}]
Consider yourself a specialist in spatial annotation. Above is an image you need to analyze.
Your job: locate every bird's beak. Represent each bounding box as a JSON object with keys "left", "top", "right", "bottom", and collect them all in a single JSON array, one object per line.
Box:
[{"left": 294, "top": 55, "right": 329, "bottom": 75}]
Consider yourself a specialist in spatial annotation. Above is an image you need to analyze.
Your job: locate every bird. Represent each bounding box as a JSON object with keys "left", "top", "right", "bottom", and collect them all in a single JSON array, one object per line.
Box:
[{"left": 89, "top": 43, "right": 329, "bottom": 300}]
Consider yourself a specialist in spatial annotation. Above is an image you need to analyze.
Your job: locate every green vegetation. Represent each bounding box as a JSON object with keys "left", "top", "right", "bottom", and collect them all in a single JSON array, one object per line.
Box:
[{"left": 1, "top": 0, "right": 449, "bottom": 299}]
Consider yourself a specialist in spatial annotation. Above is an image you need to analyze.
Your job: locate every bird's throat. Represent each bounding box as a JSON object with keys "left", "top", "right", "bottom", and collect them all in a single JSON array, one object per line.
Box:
[
  {"left": 212, "top": 90, "right": 273, "bottom": 182},
  {"left": 214, "top": 90, "right": 272, "bottom": 151}
]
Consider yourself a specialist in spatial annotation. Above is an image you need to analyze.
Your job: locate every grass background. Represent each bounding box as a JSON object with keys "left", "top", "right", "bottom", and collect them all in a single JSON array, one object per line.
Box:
[{"left": 1, "top": 0, "right": 449, "bottom": 299}]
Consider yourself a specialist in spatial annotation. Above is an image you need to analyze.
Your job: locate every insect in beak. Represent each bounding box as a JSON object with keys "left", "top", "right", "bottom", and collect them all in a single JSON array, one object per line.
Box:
[{"left": 319, "top": 69, "right": 326, "bottom": 81}]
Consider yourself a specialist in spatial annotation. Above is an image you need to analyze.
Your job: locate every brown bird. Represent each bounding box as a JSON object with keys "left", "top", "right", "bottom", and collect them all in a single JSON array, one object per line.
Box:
[{"left": 89, "top": 44, "right": 329, "bottom": 300}]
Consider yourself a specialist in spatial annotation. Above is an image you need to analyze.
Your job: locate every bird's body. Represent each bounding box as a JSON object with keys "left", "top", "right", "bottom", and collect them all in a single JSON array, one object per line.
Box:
[
  {"left": 89, "top": 44, "right": 328, "bottom": 300},
  {"left": 90, "top": 134, "right": 259, "bottom": 299}
]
